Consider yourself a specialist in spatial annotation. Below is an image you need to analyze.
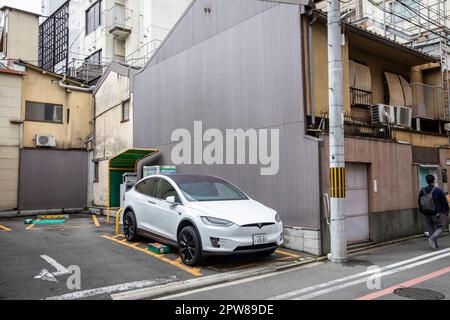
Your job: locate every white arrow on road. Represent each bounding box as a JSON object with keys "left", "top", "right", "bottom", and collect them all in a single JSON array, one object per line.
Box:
[{"left": 34, "top": 255, "right": 71, "bottom": 282}]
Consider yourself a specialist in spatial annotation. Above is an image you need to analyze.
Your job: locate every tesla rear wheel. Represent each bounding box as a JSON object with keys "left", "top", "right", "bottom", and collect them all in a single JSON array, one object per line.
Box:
[
  {"left": 178, "top": 226, "right": 203, "bottom": 266},
  {"left": 123, "top": 211, "right": 138, "bottom": 242}
]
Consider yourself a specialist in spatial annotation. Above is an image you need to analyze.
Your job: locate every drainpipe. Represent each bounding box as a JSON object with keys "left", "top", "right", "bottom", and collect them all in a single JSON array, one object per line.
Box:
[
  {"left": 308, "top": 14, "right": 316, "bottom": 128},
  {"left": 58, "top": 76, "right": 94, "bottom": 93}
]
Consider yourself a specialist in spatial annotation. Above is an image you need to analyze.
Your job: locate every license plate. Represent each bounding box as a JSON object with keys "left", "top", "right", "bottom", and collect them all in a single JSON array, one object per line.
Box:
[{"left": 253, "top": 234, "right": 268, "bottom": 245}]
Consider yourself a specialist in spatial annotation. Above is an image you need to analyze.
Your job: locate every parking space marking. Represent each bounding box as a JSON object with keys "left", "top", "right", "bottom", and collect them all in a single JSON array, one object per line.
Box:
[
  {"left": 92, "top": 215, "right": 100, "bottom": 227},
  {"left": 26, "top": 219, "right": 40, "bottom": 230},
  {"left": 276, "top": 249, "right": 301, "bottom": 258},
  {"left": 101, "top": 235, "right": 203, "bottom": 277},
  {"left": 0, "top": 225, "right": 12, "bottom": 231}
]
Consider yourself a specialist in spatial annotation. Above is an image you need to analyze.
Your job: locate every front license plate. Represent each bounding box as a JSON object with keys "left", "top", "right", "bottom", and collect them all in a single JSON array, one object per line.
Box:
[{"left": 253, "top": 234, "right": 268, "bottom": 245}]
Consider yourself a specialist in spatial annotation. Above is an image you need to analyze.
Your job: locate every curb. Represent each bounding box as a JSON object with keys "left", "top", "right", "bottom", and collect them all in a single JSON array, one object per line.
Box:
[{"left": 111, "top": 258, "right": 320, "bottom": 300}]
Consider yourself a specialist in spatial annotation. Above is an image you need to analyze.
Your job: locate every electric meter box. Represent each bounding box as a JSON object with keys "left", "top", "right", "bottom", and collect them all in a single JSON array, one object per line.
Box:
[{"left": 143, "top": 166, "right": 177, "bottom": 177}]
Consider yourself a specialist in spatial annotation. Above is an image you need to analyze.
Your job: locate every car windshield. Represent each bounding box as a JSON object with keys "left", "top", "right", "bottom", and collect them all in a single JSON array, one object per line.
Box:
[{"left": 170, "top": 175, "right": 248, "bottom": 202}]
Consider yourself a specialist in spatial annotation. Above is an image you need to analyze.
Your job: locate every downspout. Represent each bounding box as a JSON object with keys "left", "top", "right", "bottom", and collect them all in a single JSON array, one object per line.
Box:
[{"left": 308, "top": 14, "right": 316, "bottom": 128}]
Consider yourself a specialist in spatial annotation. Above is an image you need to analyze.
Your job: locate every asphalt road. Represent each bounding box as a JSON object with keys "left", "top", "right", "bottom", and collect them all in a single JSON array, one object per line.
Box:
[
  {"left": 160, "top": 235, "right": 450, "bottom": 300},
  {"left": 0, "top": 214, "right": 305, "bottom": 300}
]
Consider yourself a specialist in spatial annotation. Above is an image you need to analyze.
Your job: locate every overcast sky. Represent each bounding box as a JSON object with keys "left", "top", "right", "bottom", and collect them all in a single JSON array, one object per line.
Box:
[{"left": 0, "top": 0, "right": 42, "bottom": 15}]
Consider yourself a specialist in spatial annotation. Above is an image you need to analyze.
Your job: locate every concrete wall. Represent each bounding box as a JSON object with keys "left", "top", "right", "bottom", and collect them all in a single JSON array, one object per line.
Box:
[
  {"left": 3, "top": 9, "right": 39, "bottom": 61},
  {"left": 21, "top": 68, "right": 92, "bottom": 149},
  {"left": 133, "top": 0, "right": 321, "bottom": 230},
  {"left": 0, "top": 72, "right": 22, "bottom": 211},
  {"left": 92, "top": 69, "right": 133, "bottom": 207}
]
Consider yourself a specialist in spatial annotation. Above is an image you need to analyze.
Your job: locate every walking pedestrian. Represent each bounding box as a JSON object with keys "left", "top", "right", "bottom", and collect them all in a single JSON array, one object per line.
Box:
[{"left": 418, "top": 174, "right": 449, "bottom": 249}]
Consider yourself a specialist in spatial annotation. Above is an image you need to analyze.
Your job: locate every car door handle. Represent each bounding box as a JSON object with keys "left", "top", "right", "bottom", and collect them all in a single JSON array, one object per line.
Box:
[{"left": 148, "top": 200, "right": 156, "bottom": 205}]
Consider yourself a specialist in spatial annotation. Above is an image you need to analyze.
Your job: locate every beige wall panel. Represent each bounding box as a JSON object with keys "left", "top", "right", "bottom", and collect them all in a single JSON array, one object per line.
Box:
[{"left": 21, "top": 69, "right": 93, "bottom": 149}]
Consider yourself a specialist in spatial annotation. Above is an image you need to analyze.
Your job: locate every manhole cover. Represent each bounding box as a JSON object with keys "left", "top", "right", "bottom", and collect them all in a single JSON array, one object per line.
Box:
[{"left": 394, "top": 287, "right": 445, "bottom": 300}]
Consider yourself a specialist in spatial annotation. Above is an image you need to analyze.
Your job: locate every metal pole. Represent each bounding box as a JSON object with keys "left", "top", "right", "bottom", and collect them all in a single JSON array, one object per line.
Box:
[{"left": 328, "top": 0, "right": 347, "bottom": 263}]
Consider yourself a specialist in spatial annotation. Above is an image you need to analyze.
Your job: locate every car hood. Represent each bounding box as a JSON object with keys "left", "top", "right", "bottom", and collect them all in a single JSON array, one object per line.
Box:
[{"left": 186, "top": 199, "right": 276, "bottom": 226}]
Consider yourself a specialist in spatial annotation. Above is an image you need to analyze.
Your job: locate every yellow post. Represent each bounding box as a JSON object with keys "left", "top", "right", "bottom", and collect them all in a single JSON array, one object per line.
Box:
[
  {"left": 116, "top": 208, "right": 123, "bottom": 235},
  {"left": 107, "top": 160, "right": 110, "bottom": 224}
]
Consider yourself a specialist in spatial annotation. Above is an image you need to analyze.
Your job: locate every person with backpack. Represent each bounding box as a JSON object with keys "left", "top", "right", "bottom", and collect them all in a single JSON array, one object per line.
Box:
[{"left": 418, "top": 174, "right": 449, "bottom": 249}]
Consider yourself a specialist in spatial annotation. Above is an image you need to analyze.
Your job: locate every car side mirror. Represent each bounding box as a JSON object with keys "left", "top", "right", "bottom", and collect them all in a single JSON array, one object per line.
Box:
[{"left": 166, "top": 196, "right": 177, "bottom": 204}]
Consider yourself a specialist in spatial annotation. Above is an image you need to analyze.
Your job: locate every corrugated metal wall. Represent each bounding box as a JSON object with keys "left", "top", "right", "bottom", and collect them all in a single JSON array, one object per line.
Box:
[
  {"left": 132, "top": 0, "right": 321, "bottom": 228},
  {"left": 18, "top": 149, "right": 88, "bottom": 210}
]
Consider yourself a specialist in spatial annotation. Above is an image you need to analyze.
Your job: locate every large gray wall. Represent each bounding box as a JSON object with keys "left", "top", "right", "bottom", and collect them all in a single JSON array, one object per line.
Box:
[
  {"left": 18, "top": 149, "right": 88, "bottom": 210},
  {"left": 133, "top": 0, "right": 321, "bottom": 228}
]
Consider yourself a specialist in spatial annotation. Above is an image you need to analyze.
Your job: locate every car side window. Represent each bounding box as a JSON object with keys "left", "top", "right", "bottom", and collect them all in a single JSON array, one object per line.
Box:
[
  {"left": 135, "top": 178, "right": 158, "bottom": 197},
  {"left": 155, "top": 179, "right": 180, "bottom": 202}
]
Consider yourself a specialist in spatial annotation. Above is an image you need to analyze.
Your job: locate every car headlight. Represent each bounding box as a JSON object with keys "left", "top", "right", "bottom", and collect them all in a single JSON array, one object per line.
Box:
[
  {"left": 201, "top": 216, "right": 234, "bottom": 227},
  {"left": 275, "top": 213, "right": 281, "bottom": 223}
]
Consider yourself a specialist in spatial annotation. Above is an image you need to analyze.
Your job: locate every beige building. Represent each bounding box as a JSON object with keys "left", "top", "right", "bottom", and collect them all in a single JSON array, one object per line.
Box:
[
  {"left": 0, "top": 67, "right": 24, "bottom": 210},
  {"left": 0, "top": 60, "right": 93, "bottom": 212},
  {"left": 20, "top": 62, "right": 93, "bottom": 150},
  {"left": 91, "top": 62, "right": 138, "bottom": 208},
  {"left": 303, "top": 10, "right": 450, "bottom": 249},
  {"left": 0, "top": 6, "right": 39, "bottom": 62}
]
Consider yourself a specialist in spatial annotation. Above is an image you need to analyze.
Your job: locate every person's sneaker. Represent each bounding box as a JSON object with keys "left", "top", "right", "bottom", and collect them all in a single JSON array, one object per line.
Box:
[{"left": 428, "top": 237, "right": 437, "bottom": 249}]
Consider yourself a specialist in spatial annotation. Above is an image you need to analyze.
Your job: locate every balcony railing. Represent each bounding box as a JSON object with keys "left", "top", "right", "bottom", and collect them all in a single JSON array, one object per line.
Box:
[
  {"left": 321, "top": 111, "right": 395, "bottom": 141},
  {"left": 125, "top": 39, "right": 162, "bottom": 68},
  {"left": 105, "top": 4, "right": 132, "bottom": 39},
  {"left": 350, "top": 87, "right": 373, "bottom": 107},
  {"left": 410, "top": 82, "right": 447, "bottom": 120}
]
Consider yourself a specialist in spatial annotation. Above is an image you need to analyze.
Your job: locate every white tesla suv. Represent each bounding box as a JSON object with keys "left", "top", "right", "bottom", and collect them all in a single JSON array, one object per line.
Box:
[{"left": 122, "top": 174, "right": 284, "bottom": 266}]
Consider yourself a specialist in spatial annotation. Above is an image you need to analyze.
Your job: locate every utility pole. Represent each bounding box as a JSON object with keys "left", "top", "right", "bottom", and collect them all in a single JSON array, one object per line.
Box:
[{"left": 328, "top": 0, "right": 347, "bottom": 263}]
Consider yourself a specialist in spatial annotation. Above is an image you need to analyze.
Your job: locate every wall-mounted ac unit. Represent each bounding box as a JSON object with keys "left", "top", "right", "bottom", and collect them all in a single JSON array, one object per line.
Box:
[
  {"left": 371, "top": 104, "right": 396, "bottom": 125},
  {"left": 35, "top": 135, "right": 56, "bottom": 147},
  {"left": 395, "top": 106, "right": 412, "bottom": 128}
]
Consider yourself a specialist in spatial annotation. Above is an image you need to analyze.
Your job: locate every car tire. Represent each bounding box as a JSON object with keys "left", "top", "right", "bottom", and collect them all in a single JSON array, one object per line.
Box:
[
  {"left": 257, "top": 248, "right": 277, "bottom": 256},
  {"left": 123, "top": 211, "right": 138, "bottom": 242},
  {"left": 178, "top": 226, "right": 203, "bottom": 266}
]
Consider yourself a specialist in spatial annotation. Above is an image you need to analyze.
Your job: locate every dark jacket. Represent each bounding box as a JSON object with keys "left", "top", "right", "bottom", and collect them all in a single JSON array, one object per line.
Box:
[{"left": 418, "top": 184, "right": 449, "bottom": 215}]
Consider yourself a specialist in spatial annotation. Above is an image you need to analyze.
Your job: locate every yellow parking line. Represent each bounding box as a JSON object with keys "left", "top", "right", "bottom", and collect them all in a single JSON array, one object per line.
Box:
[
  {"left": 276, "top": 249, "right": 301, "bottom": 258},
  {"left": 102, "top": 235, "right": 202, "bottom": 277},
  {"left": 26, "top": 219, "right": 40, "bottom": 230},
  {"left": 92, "top": 215, "right": 100, "bottom": 227},
  {"left": 0, "top": 225, "right": 12, "bottom": 231}
]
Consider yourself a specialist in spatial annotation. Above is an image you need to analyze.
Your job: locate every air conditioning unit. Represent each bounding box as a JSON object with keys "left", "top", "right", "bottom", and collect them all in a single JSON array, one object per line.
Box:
[
  {"left": 395, "top": 106, "right": 412, "bottom": 128},
  {"left": 35, "top": 135, "right": 56, "bottom": 147},
  {"left": 371, "top": 104, "right": 396, "bottom": 125}
]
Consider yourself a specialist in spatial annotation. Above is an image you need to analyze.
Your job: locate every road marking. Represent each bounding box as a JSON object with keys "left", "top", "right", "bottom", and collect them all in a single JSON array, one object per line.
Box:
[
  {"left": 269, "top": 247, "right": 450, "bottom": 300},
  {"left": 26, "top": 225, "right": 91, "bottom": 230},
  {"left": 92, "top": 215, "right": 100, "bottom": 227},
  {"left": 39, "top": 255, "right": 71, "bottom": 276},
  {"left": 0, "top": 225, "right": 12, "bottom": 231},
  {"left": 276, "top": 249, "right": 301, "bottom": 258},
  {"left": 355, "top": 265, "right": 450, "bottom": 300},
  {"left": 102, "top": 235, "right": 202, "bottom": 276},
  {"left": 291, "top": 251, "right": 450, "bottom": 300},
  {"left": 45, "top": 277, "right": 179, "bottom": 300},
  {"left": 26, "top": 219, "right": 41, "bottom": 230}
]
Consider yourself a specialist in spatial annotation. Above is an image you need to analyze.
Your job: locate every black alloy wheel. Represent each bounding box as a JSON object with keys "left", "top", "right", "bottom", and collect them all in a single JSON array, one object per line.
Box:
[
  {"left": 124, "top": 212, "right": 138, "bottom": 242},
  {"left": 178, "top": 226, "right": 203, "bottom": 266}
]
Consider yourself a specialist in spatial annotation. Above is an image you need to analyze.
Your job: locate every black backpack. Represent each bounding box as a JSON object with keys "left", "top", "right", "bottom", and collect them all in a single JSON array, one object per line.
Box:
[{"left": 419, "top": 187, "right": 437, "bottom": 216}]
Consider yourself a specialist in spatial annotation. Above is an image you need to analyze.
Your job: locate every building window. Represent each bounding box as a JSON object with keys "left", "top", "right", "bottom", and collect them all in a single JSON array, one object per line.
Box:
[
  {"left": 122, "top": 100, "right": 130, "bottom": 122},
  {"left": 86, "top": 0, "right": 102, "bottom": 35},
  {"left": 25, "top": 102, "right": 63, "bottom": 123},
  {"left": 94, "top": 161, "right": 99, "bottom": 183}
]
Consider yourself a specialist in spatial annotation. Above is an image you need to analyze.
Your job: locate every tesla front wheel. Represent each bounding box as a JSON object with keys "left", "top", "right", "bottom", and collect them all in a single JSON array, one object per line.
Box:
[
  {"left": 178, "top": 226, "right": 203, "bottom": 266},
  {"left": 123, "top": 211, "right": 138, "bottom": 242}
]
